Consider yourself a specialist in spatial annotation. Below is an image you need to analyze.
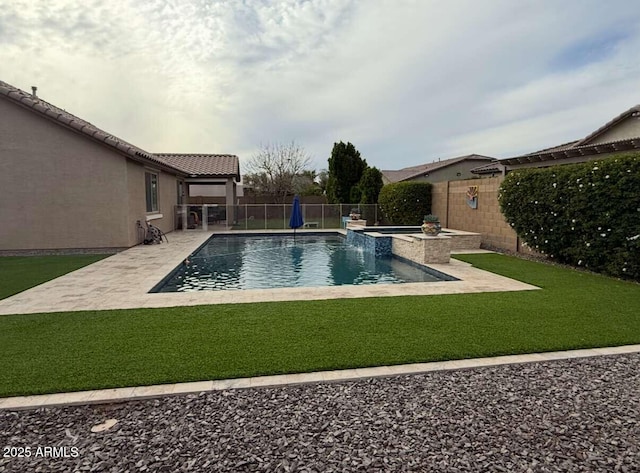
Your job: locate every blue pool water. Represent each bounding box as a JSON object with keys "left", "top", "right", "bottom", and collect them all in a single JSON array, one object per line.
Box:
[{"left": 151, "top": 234, "right": 453, "bottom": 292}]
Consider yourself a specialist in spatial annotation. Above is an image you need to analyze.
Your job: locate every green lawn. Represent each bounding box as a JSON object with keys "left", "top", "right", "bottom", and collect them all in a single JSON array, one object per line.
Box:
[
  {"left": 0, "top": 254, "right": 110, "bottom": 300},
  {"left": 0, "top": 254, "right": 639, "bottom": 397}
]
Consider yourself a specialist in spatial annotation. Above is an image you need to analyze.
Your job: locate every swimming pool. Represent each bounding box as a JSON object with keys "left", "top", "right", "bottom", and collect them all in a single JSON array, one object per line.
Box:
[{"left": 151, "top": 234, "right": 456, "bottom": 292}]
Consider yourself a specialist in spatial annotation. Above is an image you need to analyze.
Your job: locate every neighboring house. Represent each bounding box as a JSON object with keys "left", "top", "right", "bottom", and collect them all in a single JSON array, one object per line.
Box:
[
  {"left": 0, "top": 81, "right": 240, "bottom": 253},
  {"left": 479, "top": 105, "right": 640, "bottom": 174},
  {"left": 381, "top": 154, "right": 495, "bottom": 185}
]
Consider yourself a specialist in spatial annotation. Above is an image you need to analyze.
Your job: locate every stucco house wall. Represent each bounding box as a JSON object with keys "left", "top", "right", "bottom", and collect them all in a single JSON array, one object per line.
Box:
[
  {"left": 588, "top": 116, "right": 640, "bottom": 145},
  {"left": 408, "top": 160, "right": 493, "bottom": 183},
  {"left": 382, "top": 155, "right": 495, "bottom": 185},
  {"left": 1, "top": 98, "right": 129, "bottom": 251},
  {"left": 125, "top": 159, "right": 146, "bottom": 247},
  {"left": 0, "top": 98, "right": 179, "bottom": 252},
  {"left": 157, "top": 170, "right": 179, "bottom": 234},
  {"left": 1, "top": 80, "right": 241, "bottom": 254},
  {"left": 124, "top": 161, "right": 179, "bottom": 246}
]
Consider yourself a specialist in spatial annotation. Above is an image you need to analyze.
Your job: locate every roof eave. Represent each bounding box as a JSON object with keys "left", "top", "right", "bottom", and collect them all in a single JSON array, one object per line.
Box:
[
  {"left": 185, "top": 173, "right": 240, "bottom": 180},
  {"left": 0, "top": 84, "right": 191, "bottom": 175},
  {"left": 502, "top": 138, "right": 640, "bottom": 166}
]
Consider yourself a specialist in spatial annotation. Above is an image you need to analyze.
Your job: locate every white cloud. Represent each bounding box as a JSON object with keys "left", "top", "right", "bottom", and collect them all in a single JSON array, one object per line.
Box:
[{"left": 1, "top": 0, "right": 639, "bottom": 171}]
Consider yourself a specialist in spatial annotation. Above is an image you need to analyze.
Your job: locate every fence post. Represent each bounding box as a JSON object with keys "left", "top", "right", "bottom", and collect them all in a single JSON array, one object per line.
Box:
[
  {"left": 322, "top": 204, "right": 324, "bottom": 229},
  {"left": 264, "top": 203, "right": 267, "bottom": 229},
  {"left": 181, "top": 205, "right": 188, "bottom": 230}
]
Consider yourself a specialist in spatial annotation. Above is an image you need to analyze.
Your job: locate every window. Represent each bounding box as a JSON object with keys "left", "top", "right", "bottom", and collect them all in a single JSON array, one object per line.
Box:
[{"left": 145, "top": 172, "right": 159, "bottom": 213}]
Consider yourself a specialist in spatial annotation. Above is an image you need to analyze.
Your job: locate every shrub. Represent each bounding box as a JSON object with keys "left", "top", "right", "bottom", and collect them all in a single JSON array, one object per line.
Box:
[
  {"left": 499, "top": 153, "right": 640, "bottom": 280},
  {"left": 378, "top": 182, "right": 433, "bottom": 225}
]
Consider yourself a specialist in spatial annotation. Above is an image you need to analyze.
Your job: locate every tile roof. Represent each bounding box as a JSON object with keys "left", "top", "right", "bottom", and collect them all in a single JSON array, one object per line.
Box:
[
  {"left": 500, "top": 137, "right": 640, "bottom": 166},
  {"left": 527, "top": 140, "right": 581, "bottom": 155},
  {"left": 470, "top": 160, "right": 504, "bottom": 175},
  {"left": 382, "top": 154, "right": 495, "bottom": 183},
  {"left": 381, "top": 169, "right": 417, "bottom": 183},
  {"left": 0, "top": 80, "right": 240, "bottom": 180},
  {"left": 155, "top": 154, "right": 240, "bottom": 181}
]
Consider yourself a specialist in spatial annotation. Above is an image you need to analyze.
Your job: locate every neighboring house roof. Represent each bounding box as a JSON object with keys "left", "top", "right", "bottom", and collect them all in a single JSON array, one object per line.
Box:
[
  {"left": 470, "top": 160, "right": 505, "bottom": 175},
  {"left": 575, "top": 104, "right": 640, "bottom": 146},
  {"left": 382, "top": 154, "right": 495, "bottom": 183},
  {"left": 0, "top": 80, "right": 241, "bottom": 180},
  {"left": 381, "top": 169, "right": 419, "bottom": 183},
  {"left": 501, "top": 105, "right": 640, "bottom": 166},
  {"left": 155, "top": 154, "right": 241, "bottom": 181},
  {"left": 528, "top": 140, "right": 581, "bottom": 154}
]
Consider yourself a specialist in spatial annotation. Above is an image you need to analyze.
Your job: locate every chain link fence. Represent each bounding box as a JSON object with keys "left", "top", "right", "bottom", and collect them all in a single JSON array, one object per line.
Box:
[{"left": 175, "top": 204, "right": 381, "bottom": 230}]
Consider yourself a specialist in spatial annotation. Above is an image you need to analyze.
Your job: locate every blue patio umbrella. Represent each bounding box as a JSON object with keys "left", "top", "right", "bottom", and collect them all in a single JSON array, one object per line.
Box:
[{"left": 289, "top": 195, "right": 304, "bottom": 237}]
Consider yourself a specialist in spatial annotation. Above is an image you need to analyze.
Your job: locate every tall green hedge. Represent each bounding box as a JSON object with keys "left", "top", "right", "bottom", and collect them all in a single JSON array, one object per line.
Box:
[
  {"left": 378, "top": 182, "right": 433, "bottom": 225},
  {"left": 499, "top": 153, "right": 640, "bottom": 280}
]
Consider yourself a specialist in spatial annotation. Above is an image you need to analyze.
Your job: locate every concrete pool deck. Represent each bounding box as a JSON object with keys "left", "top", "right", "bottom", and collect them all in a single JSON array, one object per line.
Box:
[{"left": 0, "top": 229, "right": 538, "bottom": 316}]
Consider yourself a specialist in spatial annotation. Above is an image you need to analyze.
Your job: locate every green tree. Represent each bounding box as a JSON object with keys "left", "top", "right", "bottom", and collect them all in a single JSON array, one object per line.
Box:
[
  {"left": 326, "top": 141, "right": 367, "bottom": 203},
  {"left": 357, "top": 167, "right": 384, "bottom": 204}
]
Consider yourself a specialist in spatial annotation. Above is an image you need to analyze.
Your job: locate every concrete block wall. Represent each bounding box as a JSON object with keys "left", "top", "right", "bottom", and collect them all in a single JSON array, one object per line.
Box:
[
  {"left": 431, "top": 182, "right": 449, "bottom": 226},
  {"left": 432, "top": 177, "right": 519, "bottom": 252}
]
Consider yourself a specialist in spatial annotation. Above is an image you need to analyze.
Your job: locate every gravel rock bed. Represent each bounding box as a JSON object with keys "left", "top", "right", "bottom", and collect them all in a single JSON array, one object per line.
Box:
[{"left": 1, "top": 354, "right": 639, "bottom": 472}]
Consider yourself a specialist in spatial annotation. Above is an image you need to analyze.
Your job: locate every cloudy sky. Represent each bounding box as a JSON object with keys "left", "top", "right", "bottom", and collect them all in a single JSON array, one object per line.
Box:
[{"left": 2, "top": 0, "right": 639, "bottom": 172}]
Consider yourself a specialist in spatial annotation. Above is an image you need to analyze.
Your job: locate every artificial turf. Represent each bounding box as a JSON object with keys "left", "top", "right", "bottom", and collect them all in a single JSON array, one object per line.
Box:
[
  {"left": 0, "top": 254, "right": 639, "bottom": 397},
  {"left": 0, "top": 254, "right": 109, "bottom": 300}
]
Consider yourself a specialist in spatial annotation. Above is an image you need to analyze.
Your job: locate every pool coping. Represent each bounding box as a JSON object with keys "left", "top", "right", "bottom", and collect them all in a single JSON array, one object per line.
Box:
[{"left": 1, "top": 344, "right": 638, "bottom": 411}]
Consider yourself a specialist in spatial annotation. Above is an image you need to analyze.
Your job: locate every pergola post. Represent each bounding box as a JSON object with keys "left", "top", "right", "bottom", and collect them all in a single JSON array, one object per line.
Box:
[{"left": 225, "top": 179, "right": 236, "bottom": 227}]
